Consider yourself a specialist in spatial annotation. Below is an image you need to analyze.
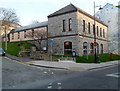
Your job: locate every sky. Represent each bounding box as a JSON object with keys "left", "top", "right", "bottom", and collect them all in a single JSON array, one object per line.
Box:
[{"left": 0, "top": 0, "right": 119, "bottom": 26}]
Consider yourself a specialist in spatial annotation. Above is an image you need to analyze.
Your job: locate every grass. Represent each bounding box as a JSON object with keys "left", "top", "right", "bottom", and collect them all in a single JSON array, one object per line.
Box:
[
  {"left": 54, "top": 54, "right": 120, "bottom": 63},
  {"left": 2, "top": 41, "right": 35, "bottom": 56}
]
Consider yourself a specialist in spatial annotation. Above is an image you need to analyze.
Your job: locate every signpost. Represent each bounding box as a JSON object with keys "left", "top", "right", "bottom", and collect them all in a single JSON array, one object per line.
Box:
[
  {"left": 50, "top": 39, "right": 53, "bottom": 61},
  {"left": 93, "top": 42, "right": 97, "bottom": 49},
  {"left": 72, "top": 51, "right": 76, "bottom": 62}
]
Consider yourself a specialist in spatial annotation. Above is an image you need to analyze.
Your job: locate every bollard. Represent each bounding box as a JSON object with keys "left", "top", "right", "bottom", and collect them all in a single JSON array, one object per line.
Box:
[
  {"left": 110, "top": 52, "right": 113, "bottom": 60},
  {"left": 96, "top": 56, "right": 100, "bottom": 63}
]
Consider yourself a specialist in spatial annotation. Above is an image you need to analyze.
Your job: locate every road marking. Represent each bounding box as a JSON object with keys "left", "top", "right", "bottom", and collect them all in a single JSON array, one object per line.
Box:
[
  {"left": 49, "top": 82, "right": 52, "bottom": 86},
  {"left": 4, "top": 57, "right": 45, "bottom": 69},
  {"left": 57, "top": 82, "right": 62, "bottom": 89},
  {"left": 48, "top": 82, "right": 53, "bottom": 89},
  {"left": 106, "top": 73, "right": 120, "bottom": 78},
  {"left": 44, "top": 71, "right": 47, "bottom": 74},
  {"left": 4, "top": 57, "right": 65, "bottom": 71},
  {"left": 57, "top": 82, "right": 61, "bottom": 85},
  {"left": 51, "top": 72, "right": 54, "bottom": 74},
  {"left": 48, "top": 86, "right": 52, "bottom": 89}
]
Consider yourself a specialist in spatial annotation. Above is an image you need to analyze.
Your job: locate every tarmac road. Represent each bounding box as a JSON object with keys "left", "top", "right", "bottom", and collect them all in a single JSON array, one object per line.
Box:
[{"left": 2, "top": 56, "right": 119, "bottom": 90}]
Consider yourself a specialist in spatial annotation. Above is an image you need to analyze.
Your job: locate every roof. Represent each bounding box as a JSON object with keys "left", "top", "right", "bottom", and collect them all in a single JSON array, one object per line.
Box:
[
  {"left": 48, "top": 4, "right": 77, "bottom": 18},
  {"left": 48, "top": 4, "right": 108, "bottom": 27},
  {"left": 102, "top": 3, "right": 114, "bottom": 9},
  {"left": 11, "top": 21, "right": 48, "bottom": 33}
]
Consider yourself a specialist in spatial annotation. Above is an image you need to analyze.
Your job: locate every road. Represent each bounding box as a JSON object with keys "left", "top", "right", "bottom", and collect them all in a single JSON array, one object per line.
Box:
[{"left": 2, "top": 56, "right": 119, "bottom": 90}]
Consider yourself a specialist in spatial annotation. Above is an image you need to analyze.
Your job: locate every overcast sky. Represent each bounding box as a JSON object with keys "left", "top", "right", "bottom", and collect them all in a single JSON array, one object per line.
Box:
[{"left": 0, "top": 0, "right": 119, "bottom": 26}]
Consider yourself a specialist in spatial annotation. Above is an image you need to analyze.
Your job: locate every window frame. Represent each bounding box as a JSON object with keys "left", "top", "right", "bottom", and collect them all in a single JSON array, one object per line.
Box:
[
  {"left": 88, "top": 22, "right": 90, "bottom": 34},
  {"left": 83, "top": 20, "right": 85, "bottom": 32},
  {"left": 18, "top": 32, "right": 20, "bottom": 39},
  {"left": 69, "top": 18, "right": 72, "bottom": 31},
  {"left": 62, "top": 19, "right": 66, "bottom": 32}
]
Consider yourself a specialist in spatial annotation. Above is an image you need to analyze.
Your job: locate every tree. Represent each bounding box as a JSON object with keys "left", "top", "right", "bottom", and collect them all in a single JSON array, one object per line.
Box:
[
  {"left": 0, "top": 8, "right": 19, "bottom": 50},
  {"left": 26, "top": 29, "right": 47, "bottom": 49},
  {"left": 31, "top": 20, "right": 40, "bottom": 24}
]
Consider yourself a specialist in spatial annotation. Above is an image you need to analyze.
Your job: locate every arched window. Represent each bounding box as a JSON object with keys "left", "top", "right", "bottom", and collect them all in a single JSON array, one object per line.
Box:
[
  {"left": 101, "top": 44, "right": 103, "bottom": 54},
  {"left": 97, "top": 43, "right": 99, "bottom": 54},
  {"left": 90, "top": 43, "right": 94, "bottom": 54},
  {"left": 64, "top": 41, "right": 72, "bottom": 55},
  {"left": 83, "top": 42, "right": 88, "bottom": 54}
]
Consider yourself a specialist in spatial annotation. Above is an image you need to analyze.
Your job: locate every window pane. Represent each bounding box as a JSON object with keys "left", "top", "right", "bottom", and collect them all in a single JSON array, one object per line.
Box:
[
  {"left": 83, "top": 20, "right": 85, "bottom": 32},
  {"left": 63, "top": 20, "right": 66, "bottom": 32},
  {"left": 69, "top": 18, "right": 72, "bottom": 31}
]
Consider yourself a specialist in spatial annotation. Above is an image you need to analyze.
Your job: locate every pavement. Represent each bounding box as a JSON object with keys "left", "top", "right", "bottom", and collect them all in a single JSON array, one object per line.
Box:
[{"left": 5, "top": 54, "right": 119, "bottom": 71}]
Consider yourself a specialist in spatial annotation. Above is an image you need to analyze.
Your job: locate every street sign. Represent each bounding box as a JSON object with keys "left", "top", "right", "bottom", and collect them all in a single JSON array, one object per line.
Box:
[
  {"left": 72, "top": 51, "right": 76, "bottom": 57},
  {"left": 50, "top": 39, "right": 53, "bottom": 45},
  {"left": 84, "top": 43, "right": 88, "bottom": 46},
  {"left": 93, "top": 42, "right": 97, "bottom": 46}
]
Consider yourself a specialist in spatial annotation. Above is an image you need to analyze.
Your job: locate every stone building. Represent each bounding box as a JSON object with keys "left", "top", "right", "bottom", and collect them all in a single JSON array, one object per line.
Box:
[
  {"left": 9, "top": 4, "right": 108, "bottom": 56},
  {"left": 48, "top": 4, "right": 108, "bottom": 56},
  {"left": 9, "top": 21, "right": 48, "bottom": 49},
  {"left": 1, "top": 21, "right": 21, "bottom": 42}
]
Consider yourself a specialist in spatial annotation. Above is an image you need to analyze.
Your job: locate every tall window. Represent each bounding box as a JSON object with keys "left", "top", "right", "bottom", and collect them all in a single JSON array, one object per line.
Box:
[
  {"left": 63, "top": 20, "right": 66, "bottom": 32},
  {"left": 97, "top": 26, "right": 99, "bottom": 36},
  {"left": 18, "top": 32, "right": 20, "bottom": 39},
  {"left": 83, "top": 20, "right": 85, "bottom": 32},
  {"left": 83, "top": 42, "right": 88, "bottom": 54},
  {"left": 88, "top": 22, "right": 90, "bottom": 34},
  {"left": 100, "top": 28, "right": 102, "bottom": 37},
  {"left": 103, "top": 29, "right": 105, "bottom": 38},
  {"left": 97, "top": 43, "right": 99, "bottom": 54},
  {"left": 69, "top": 18, "right": 72, "bottom": 31},
  {"left": 24, "top": 30, "right": 26, "bottom": 38},
  {"left": 64, "top": 41, "right": 72, "bottom": 55},
  {"left": 12, "top": 33, "right": 14, "bottom": 40}
]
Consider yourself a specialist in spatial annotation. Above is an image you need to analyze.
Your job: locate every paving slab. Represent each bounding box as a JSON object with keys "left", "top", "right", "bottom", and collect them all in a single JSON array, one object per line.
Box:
[{"left": 27, "top": 60, "right": 119, "bottom": 71}]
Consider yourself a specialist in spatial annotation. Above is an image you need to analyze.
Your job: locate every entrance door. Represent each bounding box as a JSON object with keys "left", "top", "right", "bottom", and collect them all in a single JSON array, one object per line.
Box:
[{"left": 64, "top": 41, "right": 72, "bottom": 56}]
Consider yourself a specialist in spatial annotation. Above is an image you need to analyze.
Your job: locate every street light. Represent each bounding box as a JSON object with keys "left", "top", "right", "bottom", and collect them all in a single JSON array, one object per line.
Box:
[{"left": 93, "top": 1, "right": 102, "bottom": 63}]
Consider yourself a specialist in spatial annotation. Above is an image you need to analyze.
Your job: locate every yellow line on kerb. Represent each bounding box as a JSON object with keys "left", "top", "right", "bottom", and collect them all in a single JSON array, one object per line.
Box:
[
  {"left": 4, "top": 57, "right": 65, "bottom": 71},
  {"left": 20, "top": 51, "right": 47, "bottom": 53},
  {"left": 4, "top": 57, "right": 42, "bottom": 69}
]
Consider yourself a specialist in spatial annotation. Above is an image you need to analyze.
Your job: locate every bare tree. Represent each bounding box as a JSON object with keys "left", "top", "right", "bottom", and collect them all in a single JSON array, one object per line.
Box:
[
  {"left": 31, "top": 20, "right": 40, "bottom": 24},
  {"left": 0, "top": 8, "right": 19, "bottom": 50},
  {"left": 26, "top": 29, "right": 47, "bottom": 49}
]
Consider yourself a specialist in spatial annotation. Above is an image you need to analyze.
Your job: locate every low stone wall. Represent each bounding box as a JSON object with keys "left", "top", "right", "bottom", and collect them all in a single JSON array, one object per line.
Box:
[{"left": 30, "top": 52, "right": 51, "bottom": 60}]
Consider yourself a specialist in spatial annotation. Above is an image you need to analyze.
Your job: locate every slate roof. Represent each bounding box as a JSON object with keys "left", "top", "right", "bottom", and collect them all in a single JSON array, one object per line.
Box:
[
  {"left": 102, "top": 3, "right": 114, "bottom": 9},
  {"left": 11, "top": 21, "right": 48, "bottom": 33},
  {"left": 48, "top": 4, "right": 108, "bottom": 27},
  {"left": 48, "top": 4, "right": 77, "bottom": 18}
]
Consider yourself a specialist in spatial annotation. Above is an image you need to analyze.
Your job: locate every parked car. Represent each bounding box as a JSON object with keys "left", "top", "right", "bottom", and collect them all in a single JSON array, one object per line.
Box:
[{"left": 0, "top": 48, "right": 5, "bottom": 56}]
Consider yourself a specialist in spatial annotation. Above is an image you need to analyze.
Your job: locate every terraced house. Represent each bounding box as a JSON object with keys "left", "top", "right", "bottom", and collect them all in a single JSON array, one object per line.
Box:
[{"left": 10, "top": 4, "right": 108, "bottom": 56}]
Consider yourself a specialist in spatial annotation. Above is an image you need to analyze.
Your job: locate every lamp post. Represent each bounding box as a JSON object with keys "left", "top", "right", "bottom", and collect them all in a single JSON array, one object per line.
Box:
[
  {"left": 93, "top": 1, "right": 102, "bottom": 63},
  {"left": 93, "top": 1, "right": 97, "bottom": 63}
]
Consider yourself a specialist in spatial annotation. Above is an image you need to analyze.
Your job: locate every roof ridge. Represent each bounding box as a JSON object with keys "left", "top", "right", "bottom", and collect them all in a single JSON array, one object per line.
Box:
[{"left": 48, "top": 3, "right": 77, "bottom": 18}]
